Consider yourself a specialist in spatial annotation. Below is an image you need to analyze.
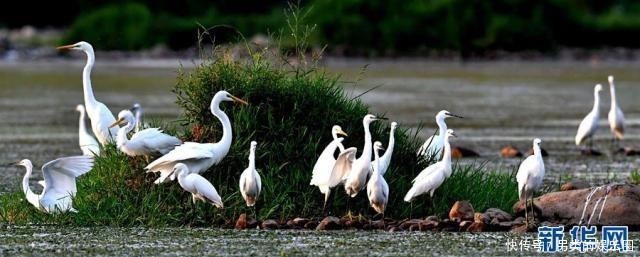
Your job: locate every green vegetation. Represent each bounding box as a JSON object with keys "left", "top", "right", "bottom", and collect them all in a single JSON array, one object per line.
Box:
[{"left": 0, "top": 12, "right": 519, "bottom": 226}]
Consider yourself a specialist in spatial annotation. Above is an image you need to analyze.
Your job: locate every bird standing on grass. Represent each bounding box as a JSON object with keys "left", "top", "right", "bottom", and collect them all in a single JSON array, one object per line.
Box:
[
  {"left": 171, "top": 163, "right": 223, "bottom": 208},
  {"left": 516, "top": 138, "right": 545, "bottom": 227},
  {"left": 373, "top": 122, "right": 397, "bottom": 176},
  {"left": 16, "top": 156, "right": 94, "bottom": 213},
  {"left": 607, "top": 76, "right": 625, "bottom": 147},
  {"left": 417, "top": 110, "right": 463, "bottom": 157},
  {"left": 367, "top": 141, "right": 389, "bottom": 216},
  {"left": 575, "top": 84, "right": 602, "bottom": 151},
  {"left": 405, "top": 129, "right": 457, "bottom": 202},
  {"left": 239, "top": 141, "right": 261, "bottom": 207},
  {"left": 75, "top": 104, "right": 100, "bottom": 156},
  {"left": 145, "top": 91, "right": 248, "bottom": 184},
  {"left": 57, "top": 41, "right": 118, "bottom": 145},
  {"left": 334, "top": 114, "right": 384, "bottom": 197},
  {"left": 110, "top": 109, "right": 181, "bottom": 157},
  {"left": 310, "top": 125, "right": 348, "bottom": 210}
]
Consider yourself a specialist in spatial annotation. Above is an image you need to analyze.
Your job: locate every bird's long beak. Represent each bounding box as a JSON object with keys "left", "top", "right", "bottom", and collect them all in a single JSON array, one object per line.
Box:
[
  {"left": 109, "top": 117, "right": 125, "bottom": 128},
  {"left": 376, "top": 117, "right": 389, "bottom": 121},
  {"left": 337, "top": 129, "right": 348, "bottom": 137},
  {"left": 56, "top": 44, "right": 75, "bottom": 51},
  {"left": 1, "top": 161, "right": 19, "bottom": 167},
  {"left": 451, "top": 132, "right": 458, "bottom": 138},
  {"left": 449, "top": 113, "right": 464, "bottom": 119},
  {"left": 230, "top": 95, "right": 248, "bottom": 105},
  {"left": 377, "top": 146, "right": 386, "bottom": 151}
]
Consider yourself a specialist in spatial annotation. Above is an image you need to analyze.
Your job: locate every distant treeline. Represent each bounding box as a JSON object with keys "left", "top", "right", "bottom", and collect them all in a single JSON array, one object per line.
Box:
[{"left": 2, "top": 0, "right": 640, "bottom": 55}]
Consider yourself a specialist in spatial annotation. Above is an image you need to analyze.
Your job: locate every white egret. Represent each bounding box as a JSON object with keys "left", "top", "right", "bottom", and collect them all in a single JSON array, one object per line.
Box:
[
  {"left": 16, "top": 156, "right": 94, "bottom": 213},
  {"left": 310, "top": 125, "right": 348, "bottom": 209},
  {"left": 334, "top": 114, "right": 383, "bottom": 197},
  {"left": 110, "top": 109, "right": 181, "bottom": 157},
  {"left": 145, "top": 91, "right": 248, "bottom": 184},
  {"left": 575, "top": 84, "right": 603, "bottom": 149},
  {"left": 607, "top": 76, "right": 625, "bottom": 143},
  {"left": 75, "top": 104, "right": 100, "bottom": 156},
  {"left": 170, "top": 163, "right": 223, "bottom": 208},
  {"left": 417, "top": 110, "right": 463, "bottom": 157},
  {"left": 131, "top": 103, "right": 143, "bottom": 133},
  {"left": 239, "top": 141, "right": 261, "bottom": 207},
  {"left": 404, "top": 129, "right": 456, "bottom": 202},
  {"left": 516, "top": 138, "right": 545, "bottom": 227},
  {"left": 373, "top": 121, "right": 397, "bottom": 176},
  {"left": 57, "top": 42, "right": 118, "bottom": 145},
  {"left": 367, "top": 141, "right": 389, "bottom": 215}
]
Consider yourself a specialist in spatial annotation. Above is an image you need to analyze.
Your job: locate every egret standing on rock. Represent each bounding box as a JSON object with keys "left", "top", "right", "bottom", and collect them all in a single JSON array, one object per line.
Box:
[
  {"left": 310, "top": 125, "right": 349, "bottom": 209},
  {"left": 16, "top": 156, "right": 94, "bottom": 213},
  {"left": 417, "top": 110, "right": 463, "bottom": 157},
  {"left": 373, "top": 122, "right": 397, "bottom": 176},
  {"left": 516, "top": 138, "right": 545, "bottom": 227},
  {"left": 405, "top": 129, "right": 456, "bottom": 202},
  {"left": 239, "top": 141, "right": 261, "bottom": 207},
  {"left": 110, "top": 109, "right": 182, "bottom": 157},
  {"left": 607, "top": 76, "right": 625, "bottom": 146},
  {"left": 57, "top": 42, "right": 118, "bottom": 145},
  {"left": 334, "top": 114, "right": 384, "bottom": 197},
  {"left": 575, "top": 84, "right": 603, "bottom": 150},
  {"left": 367, "top": 141, "right": 389, "bottom": 215},
  {"left": 170, "top": 163, "right": 223, "bottom": 208},
  {"left": 75, "top": 104, "right": 100, "bottom": 156},
  {"left": 145, "top": 91, "right": 248, "bottom": 184}
]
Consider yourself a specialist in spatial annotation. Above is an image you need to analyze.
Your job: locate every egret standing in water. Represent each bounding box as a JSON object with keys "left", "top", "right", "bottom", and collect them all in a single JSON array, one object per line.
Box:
[
  {"left": 170, "top": 163, "right": 223, "bottom": 208},
  {"left": 607, "top": 76, "right": 625, "bottom": 146},
  {"left": 334, "top": 114, "right": 384, "bottom": 197},
  {"left": 16, "top": 156, "right": 94, "bottom": 213},
  {"left": 575, "top": 84, "right": 602, "bottom": 150},
  {"left": 417, "top": 110, "right": 463, "bottom": 157},
  {"left": 57, "top": 42, "right": 118, "bottom": 145},
  {"left": 75, "top": 104, "right": 100, "bottom": 156},
  {"left": 367, "top": 141, "right": 389, "bottom": 216},
  {"left": 516, "top": 138, "right": 545, "bottom": 227},
  {"left": 310, "top": 125, "right": 348, "bottom": 210},
  {"left": 373, "top": 122, "right": 397, "bottom": 176},
  {"left": 405, "top": 129, "right": 456, "bottom": 202},
  {"left": 110, "top": 109, "right": 182, "bottom": 157},
  {"left": 145, "top": 91, "right": 248, "bottom": 184},
  {"left": 239, "top": 141, "right": 261, "bottom": 207},
  {"left": 131, "top": 103, "right": 143, "bottom": 133}
]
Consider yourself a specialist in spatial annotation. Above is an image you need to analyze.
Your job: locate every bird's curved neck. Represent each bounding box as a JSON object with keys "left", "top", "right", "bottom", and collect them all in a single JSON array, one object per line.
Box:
[
  {"left": 78, "top": 110, "right": 89, "bottom": 136},
  {"left": 592, "top": 89, "right": 600, "bottom": 113},
  {"left": 361, "top": 121, "right": 373, "bottom": 161},
  {"left": 332, "top": 132, "right": 345, "bottom": 152},
  {"left": 21, "top": 165, "right": 39, "bottom": 207},
  {"left": 212, "top": 100, "right": 233, "bottom": 151},
  {"left": 82, "top": 49, "right": 97, "bottom": 106},
  {"left": 382, "top": 127, "right": 395, "bottom": 159},
  {"left": 436, "top": 117, "right": 447, "bottom": 142},
  {"left": 609, "top": 84, "right": 617, "bottom": 109},
  {"left": 248, "top": 148, "right": 256, "bottom": 170},
  {"left": 533, "top": 144, "right": 543, "bottom": 162},
  {"left": 116, "top": 122, "right": 134, "bottom": 148},
  {"left": 442, "top": 136, "right": 452, "bottom": 168}
]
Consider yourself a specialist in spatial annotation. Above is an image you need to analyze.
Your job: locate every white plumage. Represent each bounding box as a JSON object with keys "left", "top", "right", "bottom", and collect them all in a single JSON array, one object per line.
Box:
[
  {"left": 607, "top": 76, "right": 625, "bottom": 140},
  {"left": 171, "top": 163, "right": 223, "bottom": 208},
  {"left": 75, "top": 104, "right": 100, "bottom": 156},
  {"left": 17, "top": 156, "right": 94, "bottom": 213},
  {"left": 417, "top": 110, "right": 463, "bottom": 157},
  {"left": 575, "top": 84, "right": 602, "bottom": 146},
  {"left": 372, "top": 122, "right": 397, "bottom": 176},
  {"left": 367, "top": 141, "right": 389, "bottom": 214},
  {"left": 58, "top": 41, "right": 118, "bottom": 145},
  {"left": 405, "top": 129, "right": 456, "bottom": 202},
  {"left": 145, "top": 91, "right": 248, "bottom": 184},
  {"left": 239, "top": 141, "right": 262, "bottom": 207},
  {"left": 310, "top": 125, "right": 348, "bottom": 207},
  {"left": 334, "top": 114, "right": 383, "bottom": 197},
  {"left": 516, "top": 138, "right": 545, "bottom": 225},
  {"left": 111, "top": 109, "right": 181, "bottom": 157}
]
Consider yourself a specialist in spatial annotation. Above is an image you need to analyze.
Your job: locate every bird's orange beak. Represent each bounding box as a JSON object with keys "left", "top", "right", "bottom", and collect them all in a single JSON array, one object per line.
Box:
[
  {"left": 109, "top": 117, "right": 125, "bottom": 128},
  {"left": 56, "top": 44, "right": 75, "bottom": 51},
  {"left": 230, "top": 95, "right": 248, "bottom": 105}
]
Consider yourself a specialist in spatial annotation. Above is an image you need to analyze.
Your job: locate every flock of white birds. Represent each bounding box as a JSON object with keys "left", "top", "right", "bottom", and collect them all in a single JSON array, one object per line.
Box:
[{"left": 13, "top": 41, "right": 626, "bottom": 224}]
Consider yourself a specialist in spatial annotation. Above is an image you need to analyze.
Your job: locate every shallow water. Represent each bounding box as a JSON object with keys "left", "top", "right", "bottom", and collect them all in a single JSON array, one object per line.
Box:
[{"left": 2, "top": 58, "right": 640, "bottom": 255}]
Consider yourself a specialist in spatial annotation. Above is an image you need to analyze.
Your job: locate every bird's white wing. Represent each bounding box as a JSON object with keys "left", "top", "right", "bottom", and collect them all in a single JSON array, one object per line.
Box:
[
  {"left": 516, "top": 155, "right": 538, "bottom": 199},
  {"left": 311, "top": 139, "right": 342, "bottom": 186},
  {"left": 145, "top": 142, "right": 213, "bottom": 170},
  {"left": 41, "top": 156, "right": 94, "bottom": 198},
  {"left": 404, "top": 168, "right": 445, "bottom": 201},
  {"left": 132, "top": 128, "right": 182, "bottom": 154},
  {"left": 90, "top": 102, "right": 119, "bottom": 144},
  {"left": 412, "top": 161, "right": 442, "bottom": 183},
  {"left": 330, "top": 147, "right": 357, "bottom": 187},
  {"left": 190, "top": 174, "right": 223, "bottom": 207},
  {"left": 575, "top": 112, "right": 597, "bottom": 145}
]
